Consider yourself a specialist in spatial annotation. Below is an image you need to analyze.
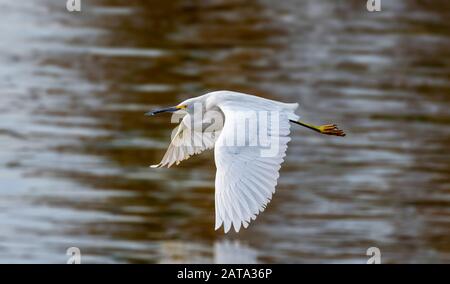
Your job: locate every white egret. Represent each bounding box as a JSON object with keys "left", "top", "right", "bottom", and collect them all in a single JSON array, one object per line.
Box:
[{"left": 146, "top": 90, "right": 345, "bottom": 233}]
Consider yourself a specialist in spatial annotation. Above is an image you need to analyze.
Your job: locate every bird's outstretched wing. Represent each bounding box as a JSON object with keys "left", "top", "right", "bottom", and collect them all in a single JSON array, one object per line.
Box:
[
  {"left": 214, "top": 101, "right": 295, "bottom": 233},
  {"left": 151, "top": 116, "right": 218, "bottom": 168}
]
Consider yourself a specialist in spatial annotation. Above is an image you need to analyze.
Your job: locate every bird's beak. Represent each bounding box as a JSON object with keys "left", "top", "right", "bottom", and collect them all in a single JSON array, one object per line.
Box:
[{"left": 145, "top": 106, "right": 181, "bottom": 116}]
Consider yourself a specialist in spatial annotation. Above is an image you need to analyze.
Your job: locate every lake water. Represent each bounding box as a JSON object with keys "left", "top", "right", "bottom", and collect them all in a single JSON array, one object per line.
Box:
[{"left": 0, "top": 0, "right": 449, "bottom": 263}]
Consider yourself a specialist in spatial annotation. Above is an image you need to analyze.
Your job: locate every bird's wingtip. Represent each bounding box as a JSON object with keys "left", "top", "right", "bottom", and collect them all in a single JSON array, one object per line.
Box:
[
  {"left": 150, "top": 164, "right": 160, "bottom": 168},
  {"left": 223, "top": 222, "right": 231, "bottom": 234}
]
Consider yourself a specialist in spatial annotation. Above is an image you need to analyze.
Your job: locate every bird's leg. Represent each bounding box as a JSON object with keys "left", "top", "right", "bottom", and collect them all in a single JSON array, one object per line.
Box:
[{"left": 290, "top": 120, "right": 346, "bottom": 137}]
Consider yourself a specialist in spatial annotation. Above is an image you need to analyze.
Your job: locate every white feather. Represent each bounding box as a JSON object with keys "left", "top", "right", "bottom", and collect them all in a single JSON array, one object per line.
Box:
[{"left": 151, "top": 91, "right": 299, "bottom": 233}]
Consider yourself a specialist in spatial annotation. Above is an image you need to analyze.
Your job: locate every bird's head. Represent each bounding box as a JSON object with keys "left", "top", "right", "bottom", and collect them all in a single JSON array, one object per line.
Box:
[{"left": 145, "top": 97, "right": 198, "bottom": 116}]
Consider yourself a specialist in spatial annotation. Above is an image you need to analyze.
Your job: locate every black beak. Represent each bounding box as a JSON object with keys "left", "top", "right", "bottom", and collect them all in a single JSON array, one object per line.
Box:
[{"left": 145, "top": 106, "right": 179, "bottom": 116}]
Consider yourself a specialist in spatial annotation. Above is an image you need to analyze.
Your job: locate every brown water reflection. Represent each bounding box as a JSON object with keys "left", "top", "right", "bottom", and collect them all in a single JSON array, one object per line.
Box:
[{"left": 0, "top": 0, "right": 449, "bottom": 263}]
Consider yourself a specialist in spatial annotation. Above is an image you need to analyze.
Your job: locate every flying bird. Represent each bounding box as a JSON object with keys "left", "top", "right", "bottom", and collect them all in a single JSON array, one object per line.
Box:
[{"left": 146, "top": 91, "right": 345, "bottom": 233}]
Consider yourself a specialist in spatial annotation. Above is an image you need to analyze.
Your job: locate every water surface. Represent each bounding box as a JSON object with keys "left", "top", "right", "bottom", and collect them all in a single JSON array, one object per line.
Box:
[{"left": 0, "top": 0, "right": 449, "bottom": 263}]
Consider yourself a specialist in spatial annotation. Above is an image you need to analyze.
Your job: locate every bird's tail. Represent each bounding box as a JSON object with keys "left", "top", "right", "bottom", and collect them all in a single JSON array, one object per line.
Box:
[{"left": 280, "top": 102, "right": 300, "bottom": 121}]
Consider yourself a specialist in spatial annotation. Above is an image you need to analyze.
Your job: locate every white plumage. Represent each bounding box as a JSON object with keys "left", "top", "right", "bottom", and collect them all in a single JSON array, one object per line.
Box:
[
  {"left": 147, "top": 90, "right": 344, "bottom": 233},
  {"left": 213, "top": 99, "right": 297, "bottom": 233}
]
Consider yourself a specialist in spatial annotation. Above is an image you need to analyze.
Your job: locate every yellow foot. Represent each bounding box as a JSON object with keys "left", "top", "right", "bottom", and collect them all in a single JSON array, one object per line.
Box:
[{"left": 317, "top": 124, "right": 346, "bottom": 137}]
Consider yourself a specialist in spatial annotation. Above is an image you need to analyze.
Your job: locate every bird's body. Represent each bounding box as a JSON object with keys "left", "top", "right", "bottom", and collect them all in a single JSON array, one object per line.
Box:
[{"left": 147, "top": 91, "right": 345, "bottom": 233}]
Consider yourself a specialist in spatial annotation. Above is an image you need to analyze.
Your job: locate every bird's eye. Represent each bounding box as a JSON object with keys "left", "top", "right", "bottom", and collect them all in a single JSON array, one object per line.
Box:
[{"left": 177, "top": 104, "right": 188, "bottom": 110}]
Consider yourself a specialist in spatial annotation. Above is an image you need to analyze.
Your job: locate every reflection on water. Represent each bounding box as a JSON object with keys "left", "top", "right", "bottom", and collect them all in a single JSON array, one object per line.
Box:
[
  {"left": 0, "top": 0, "right": 450, "bottom": 263},
  {"left": 158, "top": 240, "right": 257, "bottom": 264}
]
